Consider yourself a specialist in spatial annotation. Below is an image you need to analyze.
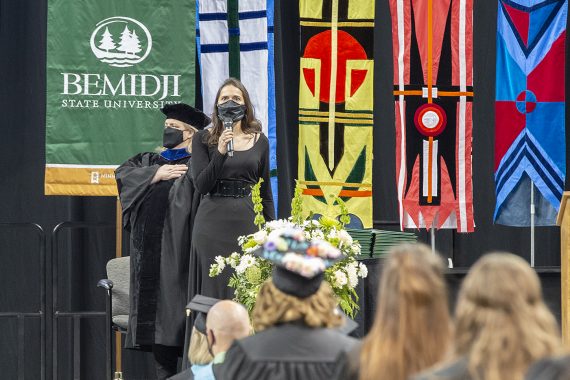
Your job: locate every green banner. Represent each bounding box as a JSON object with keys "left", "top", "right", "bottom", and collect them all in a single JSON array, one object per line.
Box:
[{"left": 46, "top": 0, "right": 195, "bottom": 195}]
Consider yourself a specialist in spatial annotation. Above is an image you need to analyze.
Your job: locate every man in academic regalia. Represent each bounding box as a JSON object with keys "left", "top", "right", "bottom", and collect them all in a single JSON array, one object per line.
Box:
[
  {"left": 115, "top": 103, "right": 211, "bottom": 379},
  {"left": 168, "top": 296, "right": 250, "bottom": 380}
]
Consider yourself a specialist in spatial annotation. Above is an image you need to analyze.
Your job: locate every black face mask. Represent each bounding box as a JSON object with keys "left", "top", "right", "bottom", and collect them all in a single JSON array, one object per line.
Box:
[
  {"left": 217, "top": 100, "right": 247, "bottom": 123},
  {"left": 163, "top": 127, "right": 184, "bottom": 149}
]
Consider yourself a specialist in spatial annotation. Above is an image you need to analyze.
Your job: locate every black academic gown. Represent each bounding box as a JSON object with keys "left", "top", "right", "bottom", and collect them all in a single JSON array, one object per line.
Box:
[
  {"left": 115, "top": 151, "right": 200, "bottom": 350},
  {"left": 217, "top": 322, "right": 358, "bottom": 380}
]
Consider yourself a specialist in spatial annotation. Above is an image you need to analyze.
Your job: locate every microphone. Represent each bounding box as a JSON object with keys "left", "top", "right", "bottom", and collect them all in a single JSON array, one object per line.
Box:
[{"left": 223, "top": 120, "right": 234, "bottom": 157}]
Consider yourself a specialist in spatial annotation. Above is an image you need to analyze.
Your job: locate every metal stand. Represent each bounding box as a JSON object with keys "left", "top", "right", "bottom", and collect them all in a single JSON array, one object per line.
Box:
[
  {"left": 531, "top": 181, "right": 536, "bottom": 267},
  {"left": 430, "top": 228, "right": 436, "bottom": 255},
  {"left": 115, "top": 198, "right": 123, "bottom": 379}
]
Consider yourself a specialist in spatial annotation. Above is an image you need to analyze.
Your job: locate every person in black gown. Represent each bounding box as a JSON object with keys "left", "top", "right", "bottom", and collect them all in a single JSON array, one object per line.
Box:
[
  {"left": 115, "top": 103, "right": 210, "bottom": 379},
  {"left": 188, "top": 77, "right": 274, "bottom": 303},
  {"left": 217, "top": 227, "right": 358, "bottom": 380}
]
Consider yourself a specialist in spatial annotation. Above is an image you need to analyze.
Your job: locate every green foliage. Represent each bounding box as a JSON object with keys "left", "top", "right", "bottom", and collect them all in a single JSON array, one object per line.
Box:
[
  {"left": 251, "top": 179, "right": 265, "bottom": 230},
  {"left": 290, "top": 181, "right": 304, "bottom": 225}
]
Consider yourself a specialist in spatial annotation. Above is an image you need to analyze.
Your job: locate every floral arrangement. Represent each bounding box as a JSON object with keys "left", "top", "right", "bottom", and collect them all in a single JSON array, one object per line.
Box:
[{"left": 209, "top": 182, "right": 368, "bottom": 317}]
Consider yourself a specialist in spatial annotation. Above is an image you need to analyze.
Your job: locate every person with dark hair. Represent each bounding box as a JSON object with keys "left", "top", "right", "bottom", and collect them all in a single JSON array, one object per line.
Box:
[
  {"left": 218, "top": 227, "right": 357, "bottom": 380},
  {"left": 115, "top": 103, "right": 210, "bottom": 379},
  {"left": 414, "top": 252, "right": 562, "bottom": 380},
  {"left": 336, "top": 243, "right": 452, "bottom": 380},
  {"left": 188, "top": 77, "right": 274, "bottom": 302}
]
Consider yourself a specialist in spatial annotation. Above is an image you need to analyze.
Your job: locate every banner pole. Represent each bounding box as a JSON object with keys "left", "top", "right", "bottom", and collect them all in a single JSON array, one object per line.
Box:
[
  {"left": 115, "top": 197, "right": 123, "bottom": 377},
  {"left": 531, "top": 181, "right": 536, "bottom": 267}
]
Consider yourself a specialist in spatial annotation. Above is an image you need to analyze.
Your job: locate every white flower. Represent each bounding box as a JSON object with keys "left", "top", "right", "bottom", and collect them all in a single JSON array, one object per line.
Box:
[
  {"left": 337, "top": 229, "right": 353, "bottom": 246},
  {"left": 351, "top": 242, "right": 362, "bottom": 255},
  {"left": 266, "top": 219, "right": 295, "bottom": 230},
  {"left": 358, "top": 262, "right": 368, "bottom": 278},
  {"left": 311, "top": 229, "right": 325, "bottom": 240},
  {"left": 334, "top": 270, "right": 348, "bottom": 287},
  {"left": 252, "top": 230, "right": 268, "bottom": 245},
  {"left": 236, "top": 254, "right": 256, "bottom": 274},
  {"left": 228, "top": 252, "right": 241, "bottom": 268},
  {"left": 244, "top": 246, "right": 258, "bottom": 254},
  {"left": 346, "top": 261, "right": 359, "bottom": 288},
  {"left": 328, "top": 229, "right": 338, "bottom": 240},
  {"left": 302, "top": 219, "right": 319, "bottom": 227},
  {"left": 214, "top": 255, "right": 226, "bottom": 272}
]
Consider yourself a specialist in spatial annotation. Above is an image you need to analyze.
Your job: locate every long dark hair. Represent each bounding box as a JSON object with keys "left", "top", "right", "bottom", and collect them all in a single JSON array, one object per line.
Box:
[{"left": 207, "top": 78, "right": 261, "bottom": 145}]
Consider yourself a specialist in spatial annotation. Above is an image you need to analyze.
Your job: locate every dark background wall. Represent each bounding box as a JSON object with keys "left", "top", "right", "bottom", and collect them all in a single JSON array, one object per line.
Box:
[{"left": 0, "top": 0, "right": 564, "bottom": 379}]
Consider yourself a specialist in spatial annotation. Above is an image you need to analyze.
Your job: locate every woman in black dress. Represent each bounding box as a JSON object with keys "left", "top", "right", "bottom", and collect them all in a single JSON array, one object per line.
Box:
[{"left": 189, "top": 78, "right": 274, "bottom": 301}]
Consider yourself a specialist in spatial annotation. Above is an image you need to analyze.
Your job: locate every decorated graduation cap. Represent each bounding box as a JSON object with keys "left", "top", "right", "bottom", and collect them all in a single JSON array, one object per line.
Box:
[
  {"left": 254, "top": 227, "right": 342, "bottom": 298},
  {"left": 161, "top": 103, "right": 211, "bottom": 129},
  {"left": 186, "top": 294, "right": 219, "bottom": 334}
]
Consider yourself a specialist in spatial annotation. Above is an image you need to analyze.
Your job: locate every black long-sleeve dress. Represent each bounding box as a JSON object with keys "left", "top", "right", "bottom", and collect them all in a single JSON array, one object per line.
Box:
[
  {"left": 115, "top": 151, "right": 200, "bottom": 350},
  {"left": 188, "top": 129, "right": 275, "bottom": 301}
]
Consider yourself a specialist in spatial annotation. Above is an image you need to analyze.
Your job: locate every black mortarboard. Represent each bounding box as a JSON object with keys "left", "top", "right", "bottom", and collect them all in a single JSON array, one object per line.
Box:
[
  {"left": 253, "top": 227, "right": 342, "bottom": 298},
  {"left": 161, "top": 103, "right": 211, "bottom": 129},
  {"left": 186, "top": 295, "right": 219, "bottom": 334}
]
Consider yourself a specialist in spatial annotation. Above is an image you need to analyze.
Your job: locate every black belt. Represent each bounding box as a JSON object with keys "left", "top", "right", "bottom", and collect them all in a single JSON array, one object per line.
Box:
[{"left": 210, "top": 180, "right": 252, "bottom": 198}]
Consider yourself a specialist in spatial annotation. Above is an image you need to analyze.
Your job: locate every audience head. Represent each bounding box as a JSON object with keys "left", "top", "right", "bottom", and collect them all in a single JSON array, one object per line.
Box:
[
  {"left": 252, "top": 227, "right": 344, "bottom": 331},
  {"left": 454, "top": 252, "right": 561, "bottom": 380},
  {"left": 359, "top": 243, "right": 451, "bottom": 380},
  {"left": 206, "top": 300, "right": 250, "bottom": 356},
  {"left": 252, "top": 279, "right": 343, "bottom": 331},
  {"left": 186, "top": 295, "right": 220, "bottom": 365},
  {"left": 188, "top": 326, "right": 213, "bottom": 365}
]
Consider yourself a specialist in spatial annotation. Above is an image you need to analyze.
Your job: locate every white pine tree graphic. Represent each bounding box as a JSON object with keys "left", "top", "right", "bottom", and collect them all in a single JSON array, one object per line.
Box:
[
  {"left": 126, "top": 30, "right": 142, "bottom": 56},
  {"left": 117, "top": 25, "right": 132, "bottom": 55},
  {"left": 98, "top": 27, "right": 116, "bottom": 52}
]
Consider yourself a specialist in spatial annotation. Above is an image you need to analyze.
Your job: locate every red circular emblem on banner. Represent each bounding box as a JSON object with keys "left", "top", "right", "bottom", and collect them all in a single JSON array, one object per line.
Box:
[{"left": 413, "top": 103, "right": 447, "bottom": 137}]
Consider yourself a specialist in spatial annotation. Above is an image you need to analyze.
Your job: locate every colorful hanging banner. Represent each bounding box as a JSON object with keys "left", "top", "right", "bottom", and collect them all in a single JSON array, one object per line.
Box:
[
  {"left": 390, "top": 0, "right": 474, "bottom": 232},
  {"left": 297, "top": 0, "right": 375, "bottom": 229},
  {"left": 197, "top": 0, "right": 278, "bottom": 210},
  {"left": 494, "top": 0, "right": 567, "bottom": 226},
  {"left": 46, "top": 0, "right": 195, "bottom": 196}
]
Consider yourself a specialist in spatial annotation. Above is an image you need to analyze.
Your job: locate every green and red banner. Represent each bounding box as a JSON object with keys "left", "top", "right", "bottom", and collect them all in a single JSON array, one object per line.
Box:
[
  {"left": 297, "top": 0, "right": 375, "bottom": 228},
  {"left": 46, "top": 0, "right": 195, "bottom": 195}
]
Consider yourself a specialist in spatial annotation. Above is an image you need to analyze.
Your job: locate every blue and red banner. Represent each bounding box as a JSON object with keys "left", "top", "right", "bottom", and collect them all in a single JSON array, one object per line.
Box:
[{"left": 495, "top": 0, "right": 567, "bottom": 226}]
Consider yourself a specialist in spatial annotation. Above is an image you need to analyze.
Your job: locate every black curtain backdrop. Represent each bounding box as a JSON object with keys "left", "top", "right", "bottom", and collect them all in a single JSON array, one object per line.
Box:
[{"left": 0, "top": 0, "right": 565, "bottom": 379}]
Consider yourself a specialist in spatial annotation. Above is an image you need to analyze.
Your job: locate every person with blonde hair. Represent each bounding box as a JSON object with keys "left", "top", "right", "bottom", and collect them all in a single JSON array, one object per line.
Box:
[
  {"left": 218, "top": 228, "right": 357, "bottom": 380},
  {"left": 336, "top": 243, "right": 452, "bottom": 380},
  {"left": 415, "top": 252, "right": 562, "bottom": 380},
  {"left": 168, "top": 295, "right": 217, "bottom": 380}
]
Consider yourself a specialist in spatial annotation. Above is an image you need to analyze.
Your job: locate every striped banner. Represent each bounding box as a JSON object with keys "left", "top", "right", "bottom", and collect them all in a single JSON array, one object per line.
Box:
[
  {"left": 494, "top": 0, "right": 567, "bottom": 226},
  {"left": 197, "top": 0, "right": 278, "bottom": 209},
  {"left": 390, "top": 0, "right": 475, "bottom": 232},
  {"left": 298, "top": 0, "right": 375, "bottom": 228}
]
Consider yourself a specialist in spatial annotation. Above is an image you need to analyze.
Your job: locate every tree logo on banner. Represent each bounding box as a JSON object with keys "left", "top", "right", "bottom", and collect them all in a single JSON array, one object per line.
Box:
[{"left": 89, "top": 16, "right": 152, "bottom": 68}]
